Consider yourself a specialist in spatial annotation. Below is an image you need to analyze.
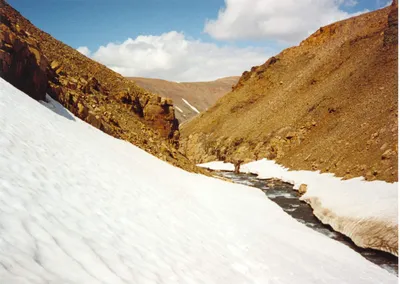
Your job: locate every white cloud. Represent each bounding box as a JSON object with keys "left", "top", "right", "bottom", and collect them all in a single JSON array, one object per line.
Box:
[
  {"left": 77, "top": 31, "right": 273, "bottom": 82},
  {"left": 76, "top": 46, "right": 91, "bottom": 57},
  {"left": 204, "top": 0, "right": 368, "bottom": 43}
]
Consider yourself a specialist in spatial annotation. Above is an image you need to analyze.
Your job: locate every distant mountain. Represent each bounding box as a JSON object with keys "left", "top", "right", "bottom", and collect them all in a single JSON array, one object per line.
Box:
[
  {"left": 181, "top": 2, "right": 398, "bottom": 182},
  {"left": 128, "top": 77, "right": 239, "bottom": 123},
  {"left": 0, "top": 0, "right": 203, "bottom": 173}
]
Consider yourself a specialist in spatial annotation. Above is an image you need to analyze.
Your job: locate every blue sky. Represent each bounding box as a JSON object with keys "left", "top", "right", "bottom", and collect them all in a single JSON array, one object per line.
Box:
[
  {"left": 8, "top": 0, "right": 392, "bottom": 81},
  {"left": 9, "top": 0, "right": 226, "bottom": 50}
]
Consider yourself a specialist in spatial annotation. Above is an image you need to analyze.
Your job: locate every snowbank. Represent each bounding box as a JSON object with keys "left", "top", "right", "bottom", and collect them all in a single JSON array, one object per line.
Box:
[
  {"left": 0, "top": 77, "right": 396, "bottom": 283},
  {"left": 199, "top": 160, "right": 398, "bottom": 256}
]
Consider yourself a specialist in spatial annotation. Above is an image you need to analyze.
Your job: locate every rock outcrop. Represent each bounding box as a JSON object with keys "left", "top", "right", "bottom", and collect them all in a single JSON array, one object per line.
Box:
[
  {"left": 181, "top": 3, "right": 398, "bottom": 182},
  {"left": 0, "top": 0, "right": 203, "bottom": 173},
  {"left": 384, "top": 0, "right": 398, "bottom": 46},
  {"left": 0, "top": 22, "right": 49, "bottom": 101}
]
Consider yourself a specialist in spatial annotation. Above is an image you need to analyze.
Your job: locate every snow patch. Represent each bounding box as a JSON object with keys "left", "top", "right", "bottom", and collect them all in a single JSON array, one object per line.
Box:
[
  {"left": 199, "top": 160, "right": 398, "bottom": 256},
  {"left": 175, "top": 105, "right": 184, "bottom": 113},
  {"left": 0, "top": 78, "right": 396, "bottom": 283},
  {"left": 182, "top": 98, "right": 200, "bottom": 113}
]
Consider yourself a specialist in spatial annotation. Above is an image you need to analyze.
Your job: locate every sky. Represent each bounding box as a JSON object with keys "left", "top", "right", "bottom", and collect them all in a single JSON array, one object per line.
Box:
[{"left": 9, "top": 0, "right": 392, "bottom": 82}]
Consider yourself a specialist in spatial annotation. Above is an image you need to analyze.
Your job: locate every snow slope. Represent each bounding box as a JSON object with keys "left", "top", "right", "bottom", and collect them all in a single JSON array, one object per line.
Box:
[
  {"left": 0, "top": 77, "right": 396, "bottom": 283},
  {"left": 199, "top": 160, "right": 398, "bottom": 256}
]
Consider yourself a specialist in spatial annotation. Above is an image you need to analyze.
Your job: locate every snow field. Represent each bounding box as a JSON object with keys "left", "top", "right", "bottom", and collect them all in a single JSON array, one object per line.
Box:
[{"left": 0, "top": 78, "right": 396, "bottom": 283}]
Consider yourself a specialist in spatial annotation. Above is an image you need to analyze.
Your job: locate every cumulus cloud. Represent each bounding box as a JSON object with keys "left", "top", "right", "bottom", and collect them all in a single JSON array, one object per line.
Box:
[
  {"left": 76, "top": 46, "right": 91, "bottom": 57},
  {"left": 77, "top": 31, "right": 273, "bottom": 82},
  {"left": 204, "top": 0, "right": 368, "bottom": 43}
]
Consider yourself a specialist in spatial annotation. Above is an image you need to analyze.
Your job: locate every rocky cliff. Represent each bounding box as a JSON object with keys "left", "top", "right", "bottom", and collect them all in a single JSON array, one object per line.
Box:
[
  {"left": 181, "top": 3, "right": 398, "bottom": 182},
  {"left": 0, "top": 0, "right": 203, "bottom": 173}
]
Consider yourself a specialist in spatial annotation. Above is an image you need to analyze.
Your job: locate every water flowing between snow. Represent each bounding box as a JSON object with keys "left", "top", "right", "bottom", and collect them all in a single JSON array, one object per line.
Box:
[{"left": 216, "top": 171, "right": 398, "bottom": 276}]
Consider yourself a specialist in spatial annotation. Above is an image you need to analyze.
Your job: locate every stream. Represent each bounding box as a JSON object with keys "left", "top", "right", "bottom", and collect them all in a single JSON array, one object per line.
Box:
[{"left": 216, "top": 171, "right": 398, "bottom": 276}]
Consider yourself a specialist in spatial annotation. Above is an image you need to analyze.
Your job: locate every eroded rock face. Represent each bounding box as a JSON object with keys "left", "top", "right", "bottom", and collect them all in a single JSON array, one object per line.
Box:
[
  {"left": 143, "top": 99, "right": 179, "bottom": 139},
  {"left": 0, "top": 25, "right": 49, "bottom": 101}
]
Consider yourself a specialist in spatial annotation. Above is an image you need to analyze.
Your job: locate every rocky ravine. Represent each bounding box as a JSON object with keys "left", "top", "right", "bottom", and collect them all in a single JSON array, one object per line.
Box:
[
  {"left": 0, "top": 0, "right": 204, "bottom": 173},
  {"left": 181, "top": 2, "right": 398, "bottom": 182},
  {"left": 128, "top": 76, "right": 239, "bottom": 123}
]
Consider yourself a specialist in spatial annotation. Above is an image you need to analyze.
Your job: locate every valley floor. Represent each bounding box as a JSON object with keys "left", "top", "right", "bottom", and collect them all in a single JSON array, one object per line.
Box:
[{"left": 0, "top": 77, "right": 397, "bottom": 283}]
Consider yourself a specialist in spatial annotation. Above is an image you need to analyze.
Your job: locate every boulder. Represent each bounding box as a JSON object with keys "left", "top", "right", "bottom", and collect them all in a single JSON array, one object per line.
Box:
[
  {"left": 50, "top": 60, "right": 63, "bottom": 74},
  {"left": 86, "top": 112, "right": 102, "bottom": 128},
  {"left": 83, "top": 77, "right": 104, "bottom": 94},
  {"left": 382, "top": 149, "right": 396, "bottom": 160},
  {"left": 234, "top": 160, "right": 244, "bottom": 174},
  {"left": 286, "top": 132, "right": 296, "bottom": 139},
  {"left": 298, "top": 184, "right": 308, "bottom": 195},
  {"left": 77, "top": 102, "right": 88, "bottom": 118}
]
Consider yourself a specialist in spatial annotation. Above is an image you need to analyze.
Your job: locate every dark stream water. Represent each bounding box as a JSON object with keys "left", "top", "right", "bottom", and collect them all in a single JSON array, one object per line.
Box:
[{"left": 216, "top": 171, "right": 398, "bottom": 276}]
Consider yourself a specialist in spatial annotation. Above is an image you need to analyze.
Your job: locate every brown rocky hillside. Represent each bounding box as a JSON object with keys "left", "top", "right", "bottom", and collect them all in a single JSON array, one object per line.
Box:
[
  {"left": 128, "top": 76, "right": 239, "bottom": 123},
  {"left": 0, "top": 0, "right": 204, "bottom": 173},
  {"left": 181, "top": 2, "right": 398, "bottom": 182}
]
